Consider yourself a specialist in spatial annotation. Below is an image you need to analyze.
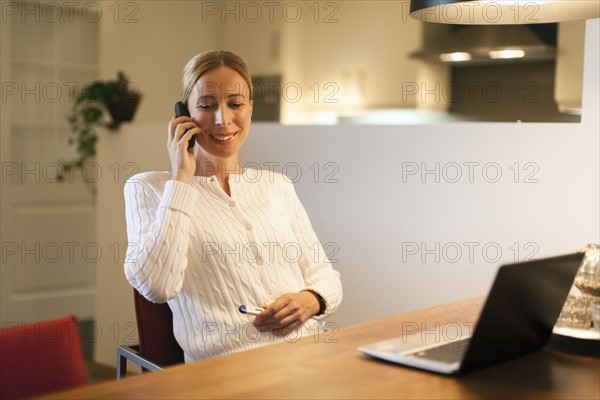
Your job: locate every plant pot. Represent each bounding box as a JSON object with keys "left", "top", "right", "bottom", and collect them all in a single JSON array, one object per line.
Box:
[{"left": 106, "top": 93, "right": 142, "bottom": 130}]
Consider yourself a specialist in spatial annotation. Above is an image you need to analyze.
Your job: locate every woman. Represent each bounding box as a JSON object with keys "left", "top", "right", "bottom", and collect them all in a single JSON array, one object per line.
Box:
[{"left": 124, "top": 50, "right": 343, "bottom": 362}]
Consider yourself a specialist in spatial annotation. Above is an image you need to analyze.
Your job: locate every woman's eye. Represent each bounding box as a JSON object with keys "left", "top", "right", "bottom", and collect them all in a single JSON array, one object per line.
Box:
[
  {"left": 228, "top": 102, "right": 243, "bottom": 109},
  {"left": 197, "top": 104, "right": 215, "bottom": 110}
]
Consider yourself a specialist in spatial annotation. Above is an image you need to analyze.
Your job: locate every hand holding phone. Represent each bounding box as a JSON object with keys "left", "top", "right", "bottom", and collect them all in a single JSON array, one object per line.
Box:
[{"left": 175, "top": 101, "right": 195, "bottom": 149}]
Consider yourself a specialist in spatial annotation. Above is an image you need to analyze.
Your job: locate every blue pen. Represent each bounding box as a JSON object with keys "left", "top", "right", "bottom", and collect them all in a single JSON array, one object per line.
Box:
[{"left": 238, "top": 304, "right": 265, "bottom": 316}]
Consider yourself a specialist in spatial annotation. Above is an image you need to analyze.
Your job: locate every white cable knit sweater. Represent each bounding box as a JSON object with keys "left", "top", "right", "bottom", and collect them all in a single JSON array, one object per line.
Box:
[{"left": 123, "top": 168, "right": 343, "bottom": 362}]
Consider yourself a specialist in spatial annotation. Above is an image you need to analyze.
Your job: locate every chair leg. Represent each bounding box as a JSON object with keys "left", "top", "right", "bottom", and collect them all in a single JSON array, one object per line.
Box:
[
  {"left": 116, "top": 348, "right": 128, "bottom": 380},
  {"left": 115, "top": 344, "right": 163, "bottom": 380}
]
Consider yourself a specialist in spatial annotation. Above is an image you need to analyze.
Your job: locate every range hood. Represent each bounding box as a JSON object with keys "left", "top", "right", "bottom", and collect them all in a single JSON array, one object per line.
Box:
[{"left": 411, "top": 24, "right": 557, "bottom": 65}]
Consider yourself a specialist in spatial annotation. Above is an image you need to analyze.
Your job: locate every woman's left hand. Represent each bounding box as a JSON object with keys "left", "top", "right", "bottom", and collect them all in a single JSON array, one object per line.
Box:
[{"left": 253, "top": 292, "right": 320, "bottom": 336}]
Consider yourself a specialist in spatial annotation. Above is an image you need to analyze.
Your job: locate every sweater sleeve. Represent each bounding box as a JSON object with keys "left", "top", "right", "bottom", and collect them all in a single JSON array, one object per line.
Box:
[
  {"left": 123, "top": 174, "right": 199, "bottom": 303},
  {"left": 284, "top": 180, "right": 343, "bottom": 319}
]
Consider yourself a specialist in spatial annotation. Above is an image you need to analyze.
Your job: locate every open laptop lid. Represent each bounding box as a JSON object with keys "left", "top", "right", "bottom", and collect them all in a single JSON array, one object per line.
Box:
[
  {"left": 358, "top": 252, "right": 585, "bottom": 375},
  {"left": 459, "top": 252, "right": 584, "bottom": 373}
]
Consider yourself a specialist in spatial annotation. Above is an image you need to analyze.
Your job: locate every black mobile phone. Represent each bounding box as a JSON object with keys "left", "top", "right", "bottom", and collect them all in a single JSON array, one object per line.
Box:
[{"left": 175, "top": 101, "right": 195, "bottom": 149}]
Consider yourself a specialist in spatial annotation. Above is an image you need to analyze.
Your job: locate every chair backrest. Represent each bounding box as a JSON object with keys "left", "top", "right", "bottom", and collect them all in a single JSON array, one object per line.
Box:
[
  {"left": 0, "top": 315, "right": 87, "bottom": 399},
  {"left": 133, "top": 289, "right": 184, "bottom": 366}
]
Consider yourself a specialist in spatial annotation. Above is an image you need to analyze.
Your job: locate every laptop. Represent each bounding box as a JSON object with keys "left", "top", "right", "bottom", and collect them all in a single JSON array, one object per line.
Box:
[{"left": 358, "top": 252, "right": 585, "bottom": 375}]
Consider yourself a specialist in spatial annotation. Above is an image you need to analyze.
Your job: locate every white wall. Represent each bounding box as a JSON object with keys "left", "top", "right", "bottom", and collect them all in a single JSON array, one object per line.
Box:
[
  {"left": 99, "top": 2, "right": 219, "bottom": 123},
  {"left": 94, "top": 19, "right": 599, "bottom": 366}
]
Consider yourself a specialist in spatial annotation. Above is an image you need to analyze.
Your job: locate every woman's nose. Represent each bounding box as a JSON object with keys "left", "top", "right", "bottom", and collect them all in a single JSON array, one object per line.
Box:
[{"left": 215, "top": 106, "right": 231, "bottom": 127}]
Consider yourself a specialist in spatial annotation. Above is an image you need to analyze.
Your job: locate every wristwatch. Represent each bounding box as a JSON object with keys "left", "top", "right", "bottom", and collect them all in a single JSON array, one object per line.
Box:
[{"left": 307, "top": 290, "right": 326, "bottom": 316}]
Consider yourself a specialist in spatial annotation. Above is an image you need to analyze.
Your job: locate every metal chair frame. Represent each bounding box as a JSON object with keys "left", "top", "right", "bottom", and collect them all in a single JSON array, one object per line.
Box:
[{"left": 116, "top": 344, "right": 164, "bottom": 379}]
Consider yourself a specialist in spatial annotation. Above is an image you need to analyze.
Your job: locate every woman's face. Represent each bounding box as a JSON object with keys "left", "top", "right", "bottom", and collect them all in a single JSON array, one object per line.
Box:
[{"left": 188, "top": 66, "right": 253, "bottom": 161}]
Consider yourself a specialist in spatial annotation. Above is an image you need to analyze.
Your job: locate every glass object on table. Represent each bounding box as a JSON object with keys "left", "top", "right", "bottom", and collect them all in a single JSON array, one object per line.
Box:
[
  {"left": 574, "top": 244, "right": 600, "bottom": 296},
  {"left": 556, "top": 244, "right": 600, "bottom": 331}
]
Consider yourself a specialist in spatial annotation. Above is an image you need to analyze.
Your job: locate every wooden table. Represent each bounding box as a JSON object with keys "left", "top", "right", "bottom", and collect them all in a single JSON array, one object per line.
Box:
[{"left": 41, "top": 297, "right": 600, "bottom": 399}]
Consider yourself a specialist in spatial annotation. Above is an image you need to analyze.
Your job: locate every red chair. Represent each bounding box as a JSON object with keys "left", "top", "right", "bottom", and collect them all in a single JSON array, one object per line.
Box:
[
  {"left": 0, "top": 315, "right": 88, "bottom": 399},
  {"left": 116, "top": 289, "right": 184, "bottom": 378}
]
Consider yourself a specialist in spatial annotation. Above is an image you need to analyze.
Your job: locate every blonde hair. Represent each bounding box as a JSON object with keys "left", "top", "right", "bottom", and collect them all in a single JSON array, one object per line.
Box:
[{"left": 181, "top": 50, "right": 252, "bottom": 103}]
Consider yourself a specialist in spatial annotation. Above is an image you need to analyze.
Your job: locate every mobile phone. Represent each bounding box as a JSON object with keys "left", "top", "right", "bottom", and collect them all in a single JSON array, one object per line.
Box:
[{"left": 175, "top": 101, "right": 195, "bottom": 149}]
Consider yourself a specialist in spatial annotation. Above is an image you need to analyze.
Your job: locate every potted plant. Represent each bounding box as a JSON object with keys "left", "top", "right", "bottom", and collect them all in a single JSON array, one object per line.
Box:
[{"left": 58, "top": 71, "right": 142, "bottom": 183}]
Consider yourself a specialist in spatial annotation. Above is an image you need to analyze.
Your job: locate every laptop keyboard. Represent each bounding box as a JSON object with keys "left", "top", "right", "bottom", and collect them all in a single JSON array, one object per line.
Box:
[{"left": 409, "top": 339, "right": 469, "bottom": 364}]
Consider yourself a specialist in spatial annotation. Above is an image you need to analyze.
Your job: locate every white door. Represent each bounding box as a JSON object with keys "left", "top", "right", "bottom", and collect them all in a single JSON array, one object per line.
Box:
[{"left": 1, "top": 4, "right": 98, "bottom": 326}]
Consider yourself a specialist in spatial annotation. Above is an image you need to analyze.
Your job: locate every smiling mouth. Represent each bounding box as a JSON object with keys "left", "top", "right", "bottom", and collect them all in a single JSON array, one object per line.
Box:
[{"left": 209, "top": 132, "right": 237, "bottom": 144}]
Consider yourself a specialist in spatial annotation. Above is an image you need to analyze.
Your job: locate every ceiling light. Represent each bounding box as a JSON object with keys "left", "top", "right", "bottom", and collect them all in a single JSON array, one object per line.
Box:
[
  {"left": 439, "top": 52, "right": 473, "bottom": 62},
  {"left": 488, "top": 49, "right": 526, "bottom": 59}
]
